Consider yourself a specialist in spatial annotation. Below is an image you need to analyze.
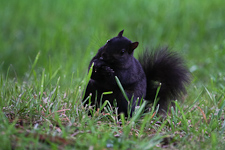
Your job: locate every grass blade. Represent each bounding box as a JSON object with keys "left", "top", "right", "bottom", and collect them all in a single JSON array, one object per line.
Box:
[{"left": 29, "top": 52, "right": 40, "bottom": 78}]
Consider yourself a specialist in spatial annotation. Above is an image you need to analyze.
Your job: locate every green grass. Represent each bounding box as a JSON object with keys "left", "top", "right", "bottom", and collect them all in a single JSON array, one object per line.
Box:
[{"left": 1, "top": 0, "right": 225, "bottom": 149}]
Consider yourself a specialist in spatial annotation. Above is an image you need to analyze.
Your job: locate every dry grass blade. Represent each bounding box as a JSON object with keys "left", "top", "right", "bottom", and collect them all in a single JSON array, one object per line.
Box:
[
  {"left": 197, "top": 106, "right": 208, "bottom": 124},
  {"left": 46, "top": 109, "right": 70, "bottom": 118}
]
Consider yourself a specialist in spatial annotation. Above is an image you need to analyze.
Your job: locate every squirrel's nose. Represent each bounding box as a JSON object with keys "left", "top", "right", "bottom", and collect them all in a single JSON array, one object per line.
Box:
[{"left": 101, "top": 53, "right": 107, "bottom": 60}]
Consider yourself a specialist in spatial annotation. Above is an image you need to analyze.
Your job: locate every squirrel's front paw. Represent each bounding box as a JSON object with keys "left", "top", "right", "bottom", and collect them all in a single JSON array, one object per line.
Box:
[
  {"left": 92, "top": 65, "right": 114, "bottom": 79},
  {"left": 101, "top": 66, "right": 114, "bottom": 76}
]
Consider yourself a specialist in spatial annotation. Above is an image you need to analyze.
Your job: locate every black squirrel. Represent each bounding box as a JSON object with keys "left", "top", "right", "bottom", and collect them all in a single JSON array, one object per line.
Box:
[{"left": 83, "top": 30, "right": 190, "bottom": 117}]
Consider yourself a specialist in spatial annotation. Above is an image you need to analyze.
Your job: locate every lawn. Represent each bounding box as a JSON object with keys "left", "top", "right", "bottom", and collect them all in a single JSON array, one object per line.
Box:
[{"left": 1, "top": 0, "right": 225, "bottom": 149}]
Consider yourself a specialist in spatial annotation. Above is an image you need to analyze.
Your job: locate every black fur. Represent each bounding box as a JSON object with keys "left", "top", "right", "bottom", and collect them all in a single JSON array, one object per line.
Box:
[
  {"left": 139, "top": 48, "right": 190, "bottom": 111},
  {"left": 83, "top": 30, "right": 190, "bottom": 117}
]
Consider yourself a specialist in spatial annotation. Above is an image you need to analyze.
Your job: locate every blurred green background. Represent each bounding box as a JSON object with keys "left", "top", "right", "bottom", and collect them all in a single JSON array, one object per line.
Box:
[{"left": 1, "top": 0, "right": 225, "bottom": 88}]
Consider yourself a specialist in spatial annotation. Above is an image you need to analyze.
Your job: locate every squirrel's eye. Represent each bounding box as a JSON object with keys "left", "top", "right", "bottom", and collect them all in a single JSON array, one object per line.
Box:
[{"left": 120, "top": 49, "right": 125, "bottom": 55}]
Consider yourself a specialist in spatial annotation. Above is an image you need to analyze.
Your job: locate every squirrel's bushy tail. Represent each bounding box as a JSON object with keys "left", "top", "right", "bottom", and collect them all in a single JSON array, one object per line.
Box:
[{"left": 139, "top": 47, "right": 191, "bottom": 111}]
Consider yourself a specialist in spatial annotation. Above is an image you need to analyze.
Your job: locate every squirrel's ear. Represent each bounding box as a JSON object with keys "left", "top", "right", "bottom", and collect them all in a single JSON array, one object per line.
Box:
[
  {"left": 128, "top": 42, "right": 139, "bottom": 54},
  {"left": 118, "top": 30, "right": 124, "bottom": 37},
  {"left": 131, "top": 42, "right": 139, "bottom": 50}
]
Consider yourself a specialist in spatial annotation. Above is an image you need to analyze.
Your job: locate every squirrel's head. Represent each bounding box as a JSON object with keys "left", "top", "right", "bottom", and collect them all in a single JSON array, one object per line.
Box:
[{"left": 99, "top": 30, "right": 139, "bottom": 66}]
